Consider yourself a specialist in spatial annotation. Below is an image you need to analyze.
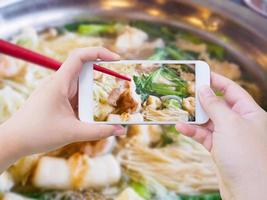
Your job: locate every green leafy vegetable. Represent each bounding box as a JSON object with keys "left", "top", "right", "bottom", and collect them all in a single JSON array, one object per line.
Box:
[
  {"left": 64, "top": 20, "right": 115, "bottom": 31},
  {"left": 77, "top": 24, "right": 116, "bottom": 35},
  {"left": 17, "top": 192, "right": 43, "bottom": 199},
  {"left": 64, "top": 21, "right": 89, "bottom": 31},
  {"left": 161, "top": 134, "right": 174, "bottom": 146},
  {"left": 132, "top": 21, "right": 224, "bottom": 59},
  {"left": 130, "top": 179, "right": 221, "bottom": 200},
  {"left": 165, "top": 45, "right": 197, "bottom": 60},
  {"left": 179, "top": 32, "right": 225, "bottom": 60},
  {"left": 179, "top": 192, "right": 221, "bottom": 200},
  {"left": 16, "top": 38, "right": 31, "bottom": 46},
  {"left": 130, "top": 180, "right": 184, "bottom": 200},
  {"left": 64, "top": 20, "right": 124, "bottom": 36},
  {"left": 163, "top": 125, "right": 180, "bottom": 135},
  {"left": 20, "top": 190, "right": 111, "bottom": 200},
  {"left": 131, "top": 182, "right": 152, "bottom": 200},
  {"left": 149, "top": 45, "right": 198, "bottom": 60},
  {"left": 149, "top": 48, "right": 168, "bottom": 60},
  {"left": 215, "top": 90, "right": 223, "bottom": 96},
  {"left": 179, "top": 32, "right": 204, "bottom": 44},
  {"left": 206, "top": 43, "right": 225, "bottom": 60},
  {"left": 130, "top": 21, "right": 177, "bottom": 41},
  {"left": 162, "top": 98, "right": 181, "bottom": 109},
  {"left": 160, "top": 125, "right": 180, "bottom": 146},
  {"left": 134, "top": 66, "right": 188, "bottom": 102}
]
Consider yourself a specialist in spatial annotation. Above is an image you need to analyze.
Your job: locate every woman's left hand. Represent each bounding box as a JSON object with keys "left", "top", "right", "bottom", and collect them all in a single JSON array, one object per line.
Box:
[{"left": 0, "top": 47, "right": 125, "bottom": 172}]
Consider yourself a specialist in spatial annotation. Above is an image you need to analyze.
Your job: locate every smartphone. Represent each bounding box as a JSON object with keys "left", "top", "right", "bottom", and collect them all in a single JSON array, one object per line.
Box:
[{"left": 79, "top": 60, "right": 210, "bottom": 125}]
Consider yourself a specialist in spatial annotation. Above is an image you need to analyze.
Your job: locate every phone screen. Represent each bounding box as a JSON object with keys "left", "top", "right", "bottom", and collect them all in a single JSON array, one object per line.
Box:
[{"left": 93, "top": 62, "right": 195, "bottom": 123}]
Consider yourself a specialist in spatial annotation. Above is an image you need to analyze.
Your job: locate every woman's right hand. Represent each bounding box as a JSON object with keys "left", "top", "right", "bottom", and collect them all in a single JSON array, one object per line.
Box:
[{"left": 176, "top": 72, "right": 267, "bottom": 200}]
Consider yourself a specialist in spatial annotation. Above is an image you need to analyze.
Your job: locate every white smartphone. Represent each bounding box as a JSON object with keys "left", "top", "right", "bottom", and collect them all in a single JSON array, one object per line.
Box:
[{"left": 79, "top": 60, "right": 210, "bottom": 125}]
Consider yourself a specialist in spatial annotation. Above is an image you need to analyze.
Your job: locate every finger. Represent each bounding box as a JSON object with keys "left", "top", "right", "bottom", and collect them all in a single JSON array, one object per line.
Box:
[
  {"left": 70, "top": 92, "right": 78, "bottom": 110},
  {"left": 176, "top": 122, "right": 212, "bottom": 151},
  {"left": 202, "top": 134, "right": 213, "bottom": 152},
  {"left": 202, "top": 120, "right": 214, "bottom": 132},
  {"left": 199, "top": 85, "right": 236, "bottom": 124},
  {"left": 211, "top": 72, "right": 260, "bottom": 116},
  {"left": 57, "top": 47, "right": 120, "bottom": 81},
  {"left": 70, "top": 121, "right": 126, "bottom": 142}
]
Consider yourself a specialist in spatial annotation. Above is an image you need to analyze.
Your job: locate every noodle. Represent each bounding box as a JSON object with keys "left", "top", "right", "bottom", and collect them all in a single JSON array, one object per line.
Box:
[{"left": 116, "top": 135, "right": 218, "bottom": 194}]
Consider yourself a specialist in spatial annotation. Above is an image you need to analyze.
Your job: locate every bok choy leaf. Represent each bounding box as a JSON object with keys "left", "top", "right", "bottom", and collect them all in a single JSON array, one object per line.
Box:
[
  {"left": 133, "top": 66, "right": 188, "bottom": 102},
  {"left": 149, "top": 45, "right": 198, "bottom": 60}
]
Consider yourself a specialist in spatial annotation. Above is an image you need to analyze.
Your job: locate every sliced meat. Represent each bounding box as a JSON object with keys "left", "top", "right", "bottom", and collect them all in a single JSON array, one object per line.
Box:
[
  {"left": 107, "top": 80, "right": 129, "bottom": 106},
  {"left": 182, "top": 97, "right": 195, "bottom": 116},
  {"left": 114, "top": 81, "right": 141, "bottom": 114},
  {"left": 0, "top": 55, "right": 23, "bottom": 79},
  {"left": 115, "top": 26, "right": 164, "bottom": 59},
  {"left": 188, "top": 81, "right": 195, "bottom": 96},
  {"left": 176, "top": 38, "right": 207, "bottom": 53},
  {"left": 108, "top": 88, "right": 124, "bottom": 106},
  {"left": 126, "top": 125, "right": 163, "bottom": 146},
  {"left": 200, "top": 52, "right": 241, "bottom": 80},
  {"left": 115, "top": 90, "right": 138, "bottom": 114},
  {"left": 40, "top": 28, "right": 58, "bottom": 40},
  {"left": 143, "top": 95, "right": 162, "bottom": 109},
  {"left": 115, "top": 26, "right": 148, "bottom": 53},
  {"left": 130, "top": 38, "right": 165, "bottom": 59},
  {"left": 180, "top": 72, "right": 195, "bottom": 81},
  {"left": 85, "top": 136, "right": 116, "bottom": 157}
]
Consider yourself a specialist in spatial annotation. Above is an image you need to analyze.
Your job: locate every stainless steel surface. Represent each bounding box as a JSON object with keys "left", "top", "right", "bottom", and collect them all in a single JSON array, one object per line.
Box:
[
  {"left": 244, "top": 0, "right": 267, "bottom": 17},
  {"left": 0, "top": 0, "right": 267, "bottom": 105}
]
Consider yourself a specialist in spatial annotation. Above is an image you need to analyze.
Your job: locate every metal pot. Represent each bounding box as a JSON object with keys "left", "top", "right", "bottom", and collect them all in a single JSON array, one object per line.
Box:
[{"left": 0, "top": 0, "right": 267, "bottom": 105}]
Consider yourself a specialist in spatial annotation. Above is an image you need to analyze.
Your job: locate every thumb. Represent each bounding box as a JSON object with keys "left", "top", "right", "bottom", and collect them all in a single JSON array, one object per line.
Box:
[
  {"left": 199, "top": 85, "right": 236, "bottom": 124},
  {"left": 70, "top": 120, "right": 126, "bottom": 142}
]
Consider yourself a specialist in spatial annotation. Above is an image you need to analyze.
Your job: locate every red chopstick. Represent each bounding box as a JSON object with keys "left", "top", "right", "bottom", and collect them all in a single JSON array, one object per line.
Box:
[
  {"left": 93, "top": 64, "right": 131, "bottom": 81},
  {"left": 0, "top": 39, "right": 131, "bottom": 82}
]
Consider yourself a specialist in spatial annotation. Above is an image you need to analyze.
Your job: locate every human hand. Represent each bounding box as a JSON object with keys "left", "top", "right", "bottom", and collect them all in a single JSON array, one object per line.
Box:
[
  {"left": 176, "top": 72, "right": 267, "bottom": 200},
  {"left": 0, "top": 47, "right": 125, "bottom": 172}
]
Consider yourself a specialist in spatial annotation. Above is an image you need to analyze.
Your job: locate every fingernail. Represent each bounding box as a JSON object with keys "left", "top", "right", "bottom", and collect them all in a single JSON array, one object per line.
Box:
[
  {"left": 113, "top": 53, "right": 120, "bottom": 60},
  {"left": 199, "top": 85, "right": 214, "bottom": 97},
  {"left": 113, "top": 125, "right": 126, "bottom": 136},
  {"left": 175, "top": 122, "right": 185, "bottom": 131},
  {"left": 114, "top": 129, "right": 126, "bottom": 136},
  {"left": 113, "top": 125, "right": 124, "bottom": 130},
  {"left": 175, "top": 123, "right": 182, "bottom": 130}
]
